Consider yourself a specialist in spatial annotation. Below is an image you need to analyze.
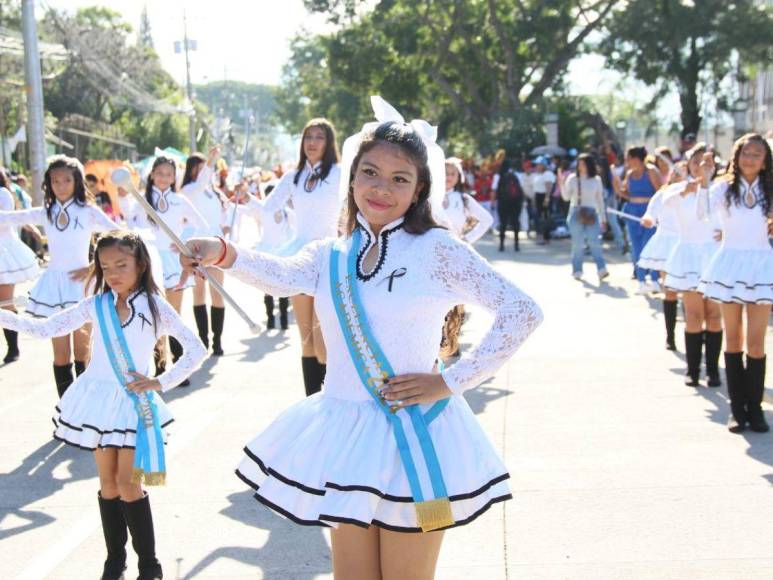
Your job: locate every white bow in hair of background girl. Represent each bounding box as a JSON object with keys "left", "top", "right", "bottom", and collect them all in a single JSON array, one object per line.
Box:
[{"left": 339, "top": 96, "right": 450, "bottom": 225}]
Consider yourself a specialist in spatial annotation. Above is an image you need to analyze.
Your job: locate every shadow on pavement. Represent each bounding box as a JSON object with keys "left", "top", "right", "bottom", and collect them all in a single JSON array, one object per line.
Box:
[
  {"left": 238, "top": 330, "right": 292, "bottom": 364},
  {"left": 182, "top": 490, "right": 331, "bottom": 579},
  {"left": 0, "top": 439, "right": 92, "bottom": 541}
]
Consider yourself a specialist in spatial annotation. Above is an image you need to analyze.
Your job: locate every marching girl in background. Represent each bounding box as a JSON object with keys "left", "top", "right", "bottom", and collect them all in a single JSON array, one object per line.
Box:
[
  {"left": 180, "top": 98, "right": 543, "bottom": 580},
  {"left": 640, "top": 169, "right": 684, "bottom": 351},
  {"left": 698, "top": 133, "right": 773, "bottom": 433},
  {"left": 0, "top": 231, "right": 205, "bottom": 580},
  {"left": 661, "top": 144, "right": 722, "bottom": 387},
  {"left": 180, "top": 147, "right": 230, "bottom": 356},
  {"left": 443, "top": 157, "right": 493, "bottom": 244},
  {"left": 0, "top": 170, "right": 40, "bottom": 363},
  {"left": 239, "top": 181, "right": 296, "bottom": 330},
  {"left": 0, "top": 155, "right": 116, "bottom": 396},
  {"left": 261, "top": 118, "right": 341, "bottom": 396},
  {"left": 137, "top": 155, "right": 207, "bottom": 382},
  {"left": 620, "top": 146, "right": 664, "bottom": 294}
]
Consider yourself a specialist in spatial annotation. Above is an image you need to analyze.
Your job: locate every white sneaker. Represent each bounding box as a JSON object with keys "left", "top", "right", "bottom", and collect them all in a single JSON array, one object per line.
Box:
[
  {"left": 635, "top": 281, "right": 649, "bottom": 295},
  {"left": 598, "top": 269, "right": 610, "bottom": 281},
  {"left": 572, "top": 271, "right": 583, "bottom": 280},
  {"left": 646, "top": 280, "right": 662, "bottom": 294}
]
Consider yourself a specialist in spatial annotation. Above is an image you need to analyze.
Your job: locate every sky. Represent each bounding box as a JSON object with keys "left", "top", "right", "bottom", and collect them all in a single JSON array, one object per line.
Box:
[{"left": 39, "top": 0, "right": 682, "bottom": 130}]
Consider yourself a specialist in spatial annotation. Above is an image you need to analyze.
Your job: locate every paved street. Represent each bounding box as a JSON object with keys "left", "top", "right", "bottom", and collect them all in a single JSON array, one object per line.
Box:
[{"left": 1, "top": 231, "right": 771, "bottom": 579}]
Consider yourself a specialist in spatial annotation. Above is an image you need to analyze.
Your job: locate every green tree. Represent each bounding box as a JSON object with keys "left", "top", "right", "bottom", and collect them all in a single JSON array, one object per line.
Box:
[
  {"left": 279, "top": 0, "right": 618, "bottom": 154},
  {"left": 598, "top": 0, "right": 773, "bottom": 137}
]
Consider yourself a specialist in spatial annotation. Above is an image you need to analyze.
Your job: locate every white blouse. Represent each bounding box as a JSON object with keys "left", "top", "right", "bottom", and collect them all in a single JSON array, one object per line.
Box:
[
  {"left": 262, "top": 161, "right": 341, "bottom": 245},
  {"left": 664, "top": 181, "right": 719, "bottom": 243},
  {"left": 180, "top": 165, "right": 227, "bottom": 236},
  {"left": 561, "top": 175, "right": 606, "bottom": 217},
  {"left": 0, "top": 201, "right": 116, "bottom": 271},
  {"left": 642, "top": 186, "right": 679, "bottom": 236},
  {"left": 704, "top": 178, "right": 771, "bottom": 251},
  {"left": 239, "top": 193, "right": 295, "bottom": 253},
  {"left": 0, "top": 290, "right": 206, "bottom": 391},
  {"left": 226, "top": 214, "right": 543, "bottom": 397},
  {"left": 443, "top": 190, "right": 494, "bottom": 244},
  {"left": 137, "top": 186, "right": 208, "bottom": 251}
]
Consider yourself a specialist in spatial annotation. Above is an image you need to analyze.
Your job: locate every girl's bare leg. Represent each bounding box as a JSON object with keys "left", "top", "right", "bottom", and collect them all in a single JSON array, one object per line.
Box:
[
  {"left": 379, "top": 528, "right": 444, "bottom": 580},
  {"left": 331, "top": 524, "right": 382, "bottom": 580}
]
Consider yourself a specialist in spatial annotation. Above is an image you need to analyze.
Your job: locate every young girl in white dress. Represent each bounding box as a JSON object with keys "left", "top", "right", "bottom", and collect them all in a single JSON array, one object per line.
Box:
[
  {"left": 180, "top": 102, "right": 543, "bottom": 579},
  {"left": 640, "top": 164, "right": 685, "bottom": 350},
  {"left": 180, "top": 147, "right": 229, "bottom": 355},
  {"left": 138, "top": 155, "right": 207, "bottom": 382},
  {"left": 0, "top": 169, "right": 40, "bottom": 363},
  {"left": 261, "top": 119, "right": 342, "bottom": 396},
  {"left": 443, "top": 157, "right": 493, "bottom": 244},
  {"left": 0, "top": 231, "right": 206, "bottom": 579},
  {"left": 661, "top": 144, "right": 723, "bottom": 387},
  {"left": 697, "top": 133, "right": 773, "bottom": 433},
  {"left": 0, "top": 156, "right": 116, "bottom": 395}
]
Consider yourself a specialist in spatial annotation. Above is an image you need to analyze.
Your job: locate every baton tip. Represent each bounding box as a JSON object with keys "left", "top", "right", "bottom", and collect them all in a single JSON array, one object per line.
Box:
[{"left": 249, "top": 324, "right": 262, "bottom": 335}]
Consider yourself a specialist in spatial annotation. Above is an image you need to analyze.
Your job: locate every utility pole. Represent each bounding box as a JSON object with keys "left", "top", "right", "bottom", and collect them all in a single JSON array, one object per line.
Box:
[
  {"left": 21, "top": 0, "right": 46, "bottom": 205},
  {"left": 176, "top": 9, "right": 197, "bottom": 154}
]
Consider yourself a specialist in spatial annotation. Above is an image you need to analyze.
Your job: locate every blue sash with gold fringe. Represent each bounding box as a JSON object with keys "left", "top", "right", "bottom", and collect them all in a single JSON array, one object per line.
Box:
[
  {"left": 95, "top": 293, "right": 166, "bottom": 485},
  {"left": 330, "top": 228, "right": 453, "bottom": 532}
]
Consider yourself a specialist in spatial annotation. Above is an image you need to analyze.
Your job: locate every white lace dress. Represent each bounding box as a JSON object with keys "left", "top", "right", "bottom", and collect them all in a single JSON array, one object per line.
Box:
[
  {"left": 0, "top": 187, "right": 39, "bottom": 284},
  {"left": 638, "top": 186, "right": 680, "bottom": 271},
  {"left": 262, "top": 162, "right": 341, "bottom": 256},
  {"left": 0, "top": 202, "right": 116, "bottom": 316},
  {"left": 442, "top": 190, "right": 494, "bottom": 244},
  {"left": 0, "top": 291, "right": 206, "bottom": 449},
  {"left": 229, "top": 214, "right": 543, "bottom": 531},
  {"left": 663, "top": 182, "right": 720, "bottom": 292},
  {"left": 698, "top": 178, "right": 773, "bottom": 304}
]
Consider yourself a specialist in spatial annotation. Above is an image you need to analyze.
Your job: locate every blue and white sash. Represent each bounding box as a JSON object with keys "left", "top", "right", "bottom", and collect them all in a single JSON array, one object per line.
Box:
[
  {"left": 330, "top": 228, "right": 453, "bottom": 532},
  {"left": 95, "top": 293, "right": 166, "bottom": 485}
]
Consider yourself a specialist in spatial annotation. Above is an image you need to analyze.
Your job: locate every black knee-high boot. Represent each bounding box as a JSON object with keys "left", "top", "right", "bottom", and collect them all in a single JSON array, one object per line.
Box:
[
  {"left": 725, "top": 352, "right": 747, "bottom": 433},
  {"left": 279, "top": 297, "right": 289, "bottom": 330},
  {"left": 704, "top": 330, "right": 723, "bottom": 387},
  {"left": 314, "top": 358, "right": 327, "bottom": 393},
  {"left": 746, "top": 355, "right": 769, "bottom": 433},
  {"left": 53, "top": 363, "right": 74, "bottom": 398},
  {"left": 663, "top": 300, "right": 677, "bottom": 351},
  {"left": 211, "top": 306, "right": 225, "bottom": 356},
  {"left": 121, "top": 493, "right": 162, "bottom": 580},
  {"left": 168, "top": 338, "right": 189, "bottom": 386},
  {"left": 98, "top": 493, "right": 127, "bottom": 580},
  {"left": 3, "top": 328, "right": 19, "bottom": 363},
  {"left": 192, "top": 305, "right": 209, "bottom": 349},
  {"left": 264, "top": 295, "right": 276, "bottom": 329},
  {"left": 74, "top": 360, "right": 87, "bottom": 377},
  {"left": 498, "top": 227, "right": 505, "bottom": 252},
  {"left": 301, "top": 356, "right": 319, "bottom": 396},
  {"left": 684, "top": 331, "right": 703, "bottom": 386}
]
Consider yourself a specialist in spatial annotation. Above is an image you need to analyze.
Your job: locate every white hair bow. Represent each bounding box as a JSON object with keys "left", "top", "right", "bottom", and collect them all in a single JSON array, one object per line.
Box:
[{"left": 338, "top": 96, "right": 449, "bottom": 224}]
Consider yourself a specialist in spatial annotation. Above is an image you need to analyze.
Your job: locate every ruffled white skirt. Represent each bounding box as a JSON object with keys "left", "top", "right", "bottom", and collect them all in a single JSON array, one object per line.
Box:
[
  {"left": 158, "top": 248, "right": 193, "bottom": 290},
  {"left": 26, "top": 269, "right": 86, "bottom": 317},
  {"left": 664, "top": 241, "right": 719, "bottom": 292},
  {"left": 638, "top": 232, "right": 679, "bottom": 271},
  {"left": 53, "top": 374, "right": 173, "bottom": 450},
  {"left": 698, "top": 246, "right": 773, "bottom": 304},
  {"left": 0, "top": 234, "right": 39, "bottom": 284},
  {"left": 235, "top": 393, "right": 512, "bottom": 532}
]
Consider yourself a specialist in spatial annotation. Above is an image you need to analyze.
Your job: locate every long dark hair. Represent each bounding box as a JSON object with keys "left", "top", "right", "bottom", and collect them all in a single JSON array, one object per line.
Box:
[
  {"left": 182, "top": 153, "right": 206, "bottom": 188},
  {"left": 344, "top": 121, "right": 441, "bottom": 236},
  {"left": 145, "top": 155, "right": 177, "bottom": 209},
  {"left": 293, "top": 118, "right": 340, "bottom": 186},
  {"left": 626, "top": 146, "right": 648, "bottom": 162},
  {"left": 43, "top": 155, "right": 89, "bottom": 223},
  {"left": 88, "top": 230, "right": 162, "bottom": 333},
  {"left": 576, "top": 153, "right": 598, "bottom": 178},
  {"left": 725, "top": 133, "right": 772, "bottom": 215},
  {"left": 0, "top": 167, "right": 10, "bottom": 190}
]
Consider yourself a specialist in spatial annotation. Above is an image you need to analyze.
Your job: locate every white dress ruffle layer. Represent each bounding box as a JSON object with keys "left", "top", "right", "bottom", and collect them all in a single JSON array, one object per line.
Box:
[
  {"left": 638, "top": 232, "right": 679, "bottom": 271},
  {"left": 0, "top": 237, "right": 39, "bottom": 284},
  {"left": 235, "top": 393, "right": 511, "bottom": 532},
  {"left": 698, "top": 247, "right": 773, "bottom": 304},
  {"left": 26, "top": 270, "right": 86, "bottom": 317},
  {"left": 664, "top": 241, "right": 718, "bottom": 292}
]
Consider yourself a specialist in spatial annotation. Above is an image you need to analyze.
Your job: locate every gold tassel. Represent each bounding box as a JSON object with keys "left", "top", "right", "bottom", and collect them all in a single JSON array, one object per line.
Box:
[
  {"left": 130, "top": 468, "right": 166, "bottom": 486},
  {"left": 415, "top": 498, "right": 454, "bottom": 532}
]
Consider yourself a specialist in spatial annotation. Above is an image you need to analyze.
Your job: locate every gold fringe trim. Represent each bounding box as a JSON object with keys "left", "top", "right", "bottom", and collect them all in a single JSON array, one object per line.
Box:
[
  {"left": 131, "top": 467, "right": 166, "bottom": 486},
  {"left": 415, "top": 498, "right": 454, "bottom": 532}
]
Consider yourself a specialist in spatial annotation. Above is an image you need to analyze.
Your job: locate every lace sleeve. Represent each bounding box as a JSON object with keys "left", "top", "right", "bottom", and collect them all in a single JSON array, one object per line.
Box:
[
  {"left": 432, "top": 235, "right": 544, "bottom": 395},
  {"left": 260, "top": 172, "right": 293, "bottom": 214},
  {"left": 228, "top": 239, "right": 329, "bottom": 297},
  {"left": 463, "top": 195, "right": 494, "bottom": 244},
  {"left": 90, "top": 205, "right": 118, "bottom": 232},
  {"left": 154, "top": 298, "right": 207, "bottom": 392},
  {"left": 0, "top": 298, "right": 93, "bottom": 338},
  {"left": 0, "top": 207, "right": 46, "bottom": 227},
  {"left": 179, "top": 195, "right": 209, "bottom": 237}
]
